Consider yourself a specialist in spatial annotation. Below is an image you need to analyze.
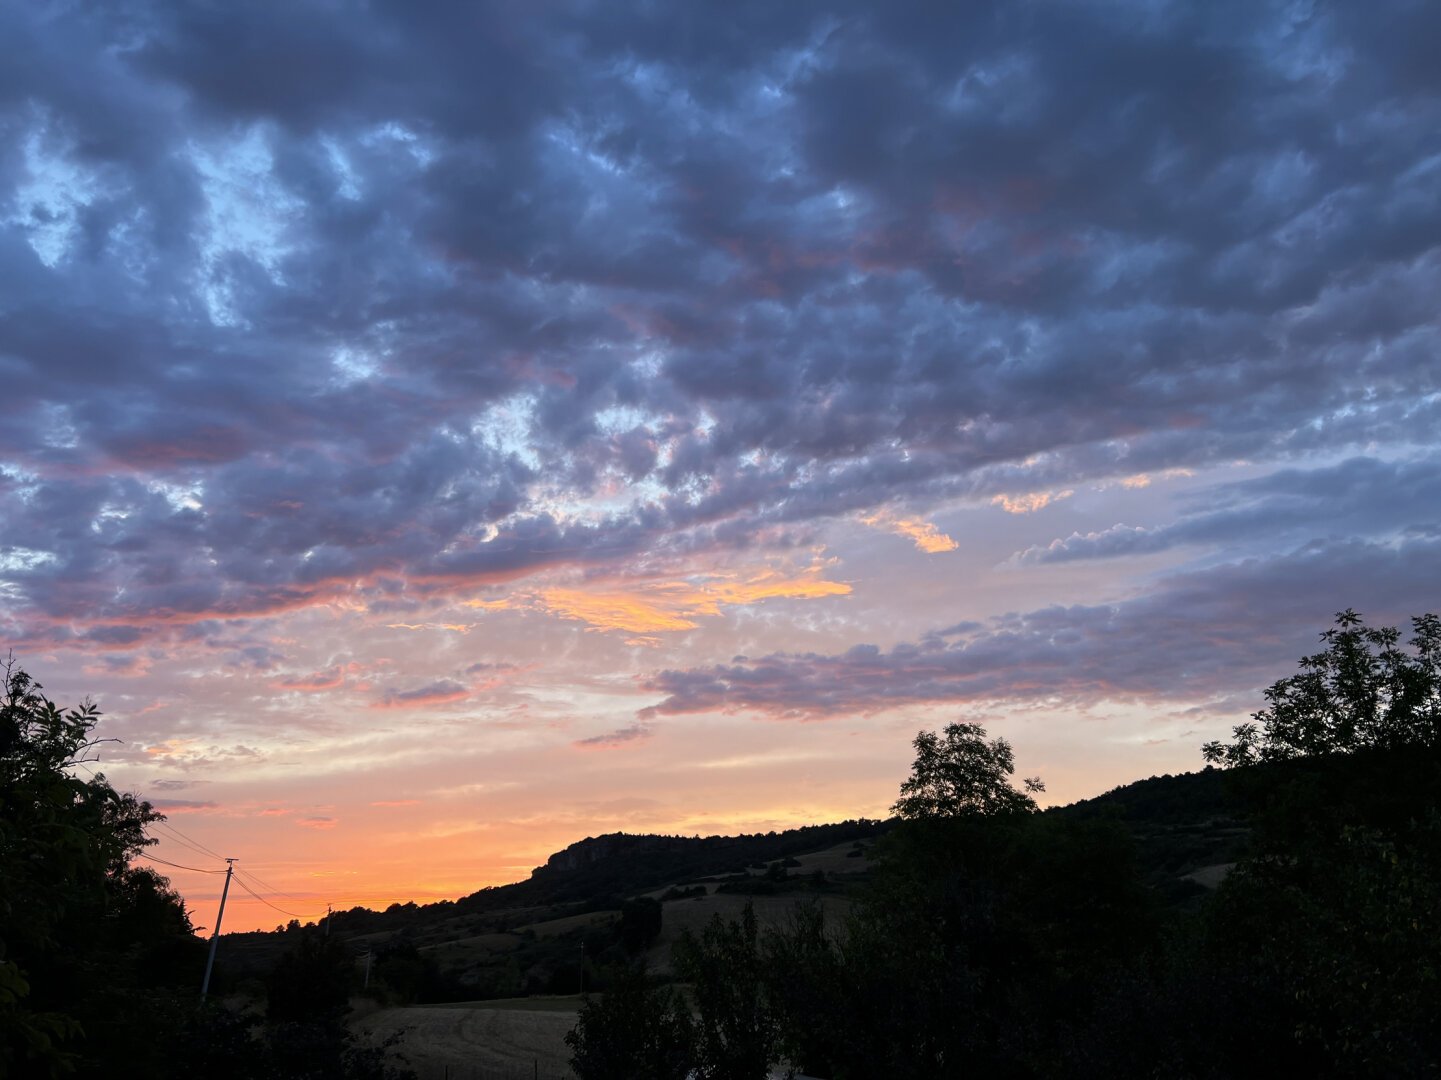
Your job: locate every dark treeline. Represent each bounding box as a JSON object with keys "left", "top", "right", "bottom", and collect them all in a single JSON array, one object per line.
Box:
[
  {"left": 0, "top": 659, "right": 414, "bottom": 1080},
  {"left": 567, "top": 611, "right": 1441, "bottom": 1079}
]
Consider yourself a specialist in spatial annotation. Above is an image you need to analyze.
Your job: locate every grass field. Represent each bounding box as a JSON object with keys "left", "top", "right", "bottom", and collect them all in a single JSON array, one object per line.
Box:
[{"left": 355, "top": 999, "right": 581, "bottom": 1080}]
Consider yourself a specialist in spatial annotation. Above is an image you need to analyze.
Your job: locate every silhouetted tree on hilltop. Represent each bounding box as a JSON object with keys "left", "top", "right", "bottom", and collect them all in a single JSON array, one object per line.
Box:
[{"left": 892, "top": 721, "right": 1044, "bottom": 819}]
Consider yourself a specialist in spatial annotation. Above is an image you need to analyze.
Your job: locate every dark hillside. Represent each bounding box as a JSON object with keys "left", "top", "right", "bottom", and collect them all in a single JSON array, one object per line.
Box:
[
  {"left": 518, "top": 819, "right": 891, "bottom": 901},
  {"left": 211, "top": 818, "right": 890, "bottom": 992},
  {"left": 1053, "top": 767, "right": 1251, "bottom": 899}
]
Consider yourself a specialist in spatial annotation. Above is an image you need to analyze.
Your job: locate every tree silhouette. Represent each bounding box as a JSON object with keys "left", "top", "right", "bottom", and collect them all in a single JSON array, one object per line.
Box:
[
  {"left": 892, "top": 721, "right": 1043, "bottom": 819},
  {"left": 675, "top": 902, "right": 775, "bottom": 1080},
  {"left": 0, "top": 658, "right": 199, "bottom": 1077},
  {"left": 566, "top": 962, "right": 694, "bottom": 1080},
  {"left": 1203, "top": 610, "right": 1441, "bottom": 766}
]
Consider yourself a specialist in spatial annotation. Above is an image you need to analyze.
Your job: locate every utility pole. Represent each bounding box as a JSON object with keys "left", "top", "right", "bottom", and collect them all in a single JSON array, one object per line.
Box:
[
  {"left": 325, "top": 903, "right": 332, "bottom": 936},
  {"left": 201, "top": 858, "right": 236, "bottom": 1002},
  {"left": 364, "top": 948, "right": 372, "bottom": 990}
]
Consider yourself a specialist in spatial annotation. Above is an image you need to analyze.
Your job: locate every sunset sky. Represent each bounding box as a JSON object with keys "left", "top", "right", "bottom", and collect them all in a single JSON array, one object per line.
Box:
[{"left": 3, "top": 1, "right": 1439, "bottom": 933}]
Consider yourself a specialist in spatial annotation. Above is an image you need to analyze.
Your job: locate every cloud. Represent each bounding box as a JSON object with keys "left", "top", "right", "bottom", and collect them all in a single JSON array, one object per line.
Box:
[
  {"left": 477, "top": 565, "right": 852, "bottom": 635},
  {"left": 151, "top": 799, "right": 219, "bottom": 813},
  {"left": 1104, "top": 469, "right": 1195, "bottom": 491},
  {"left": 82, "top": 653, "right": 151, "bottom": 677},
  {"left": 1015, "top": 525, "right": 1166, "bottom": 565},
  {"left": 537, "top": 588, "right": 702, "bottom": 634},
  {"left": 373, "top": 680, "right": 470, "bottom": 709},
  {"left": 1014, "top": 456, "right": 1441, "bottom": 564},
  {"left": 274, "top": 667, "right": 348, "bottom": 692},
  {"left": 296, "top": 816, "right": 337, "bottom": 830},
  {"left": 641, "top": 537, "right": 1441, "bottom": 720},
  {"left": 573, "top": 723, "right": 654, "bottom": 750},
  {"left": 858, "top": 511, "right": 958, "bottom": 553},
  {"left": 992, "top": 490, "right": 1075, "bottom": 515},
  {"left": 0, "top": 1, "right": 1437, "bottom": 653},
  {"left": 149, "top": 779, "right": 206, "bottom": 791}
]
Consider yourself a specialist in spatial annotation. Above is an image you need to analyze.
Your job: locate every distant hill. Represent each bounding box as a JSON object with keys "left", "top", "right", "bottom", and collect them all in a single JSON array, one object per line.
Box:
[
  {"left": 524, "top": 819, "right": 892, "bottom": 896},
  {"left": 213, "top": 818, "right": 891, "bottom": 990},
  {"left": 213, "top": 770, "right": 1257, "bottom": 998}
]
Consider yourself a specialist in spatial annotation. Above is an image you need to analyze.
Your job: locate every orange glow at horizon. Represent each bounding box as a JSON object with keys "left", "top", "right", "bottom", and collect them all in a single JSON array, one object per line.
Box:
[{"left": 135, "top": 774, "right": 909, "bottom": 934}]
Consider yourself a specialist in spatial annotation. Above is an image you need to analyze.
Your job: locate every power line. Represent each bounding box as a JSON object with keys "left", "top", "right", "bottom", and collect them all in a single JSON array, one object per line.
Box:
[
  {"left": 233, "top": 866, "right": 310, "bottom": 904},
  {"left": 152, "top": 828, "right": 225, "bottom": 864},
  {"left": 232, "top": 875, "right": 319, "bottom": 921},
  {"left": 153, "top": 819, "right": 227, "bottom": 861},
  {"left": 153, "top": 821, "right": 220, "bottom": 856},
  {"left": 141, "top": 854, "right": 228, "bottom": 874}
]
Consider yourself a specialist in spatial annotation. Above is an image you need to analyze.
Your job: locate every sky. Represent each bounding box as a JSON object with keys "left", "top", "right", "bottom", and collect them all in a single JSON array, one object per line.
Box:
[{"left": 2, "top": 0, "right": 1438, "bottom": 933}]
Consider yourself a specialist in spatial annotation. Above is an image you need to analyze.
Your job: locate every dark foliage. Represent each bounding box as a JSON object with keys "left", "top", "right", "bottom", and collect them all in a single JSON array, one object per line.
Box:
[
  {"left": 565, "top": 963, "right": 694, "bottom": 1080},
  {"left": 267, "top": 928, "right": 354, "bottom": 1024},
  {"left": 1204, "top": 609, "right": 1440, "bottom": 765},
  {"left": 658, "top": 884, "right": 707, "bottom": 902},
  {"left": 0, "top": 660, "right": 204, "bottom": 1078},
  {"left": 619, "top": 896, "right": 663, "bottom": 955},
  {"left": 674, "top": 902, "right": 776, "bottom": 1080},
  {"left": 0, "top": 659, "right": 415, "bottom": 1080}
]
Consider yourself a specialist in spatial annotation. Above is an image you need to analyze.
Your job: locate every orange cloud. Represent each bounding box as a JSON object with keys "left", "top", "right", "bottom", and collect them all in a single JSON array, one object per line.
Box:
[
  {"left": 144, "top": 739, "right": 198, "bottom": 758},
  {"left": 696, "top": 570, "right": 852, "bottom": 610},
  {"left": 1115, "top": 468, "right": 1195, "bottom": 490},
  {"left": 517, "top": 566, "right": 852, "bottom": 634},
  {"left": 859, "top": 510, "right": 958, "bottom": 553},
  {"left": 461, "top": 598, "right": 512, "bottom": 611},
  {"left": 370, "top": 799, "right": 420, "bottom": 807},
  {"left": 991, "top": 489, "right": 1074, "bottom": 514},
  {"left": 539, "top": 588, "right": 701, "bottom": 633}
]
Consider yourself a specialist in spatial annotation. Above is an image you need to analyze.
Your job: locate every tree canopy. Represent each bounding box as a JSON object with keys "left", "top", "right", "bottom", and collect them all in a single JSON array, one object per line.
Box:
[
  {"left": 1203, "top": 610, "right": 1441, "bottom": 767},
  {"left": 891, "top": 721, "right": 1043, "bottom": 819},
  {"left": 1, "top": 658, "right": 199, "bottom": 1077}
]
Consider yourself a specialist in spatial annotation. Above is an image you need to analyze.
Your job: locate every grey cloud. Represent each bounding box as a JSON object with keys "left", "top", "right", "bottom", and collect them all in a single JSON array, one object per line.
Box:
[
  {"left": 642, "top": 537, "right": 1441, "bottom": 719},
  {"left": 1, "top": 1, "right": 1439, "bottom": 640},
  {"left": 375, "top": 679, "right": 468, "bottom": 707},
  {"left": 573, "top": 723, "right": 654, "bottom": 749},
  {"left": 1016, "top": 456, "right": 1441, "bottom": 564},
  {"left": 149, "top": 779, "right": 207, "bottom": 791}
]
